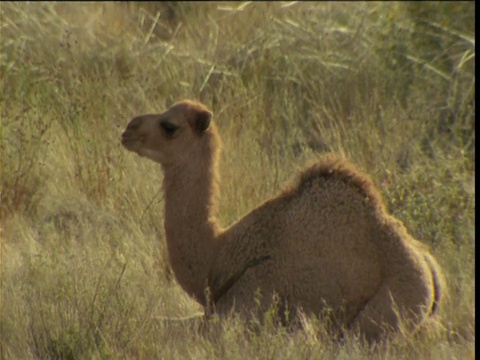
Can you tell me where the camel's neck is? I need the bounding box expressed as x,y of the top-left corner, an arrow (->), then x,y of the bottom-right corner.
162,143 -> 221,305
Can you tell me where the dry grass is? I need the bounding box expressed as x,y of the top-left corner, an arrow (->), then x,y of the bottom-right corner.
1,2 -> 474,359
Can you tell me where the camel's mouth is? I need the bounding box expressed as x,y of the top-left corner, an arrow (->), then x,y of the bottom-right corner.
121,134 -> 144,151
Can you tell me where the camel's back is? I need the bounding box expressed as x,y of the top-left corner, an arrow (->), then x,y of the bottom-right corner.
214,155 -> 441,330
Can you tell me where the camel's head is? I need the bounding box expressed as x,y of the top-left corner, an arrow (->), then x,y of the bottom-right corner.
121,100 -> 214,168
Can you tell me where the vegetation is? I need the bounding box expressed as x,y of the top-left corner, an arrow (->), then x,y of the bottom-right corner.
1,2 -> 474,359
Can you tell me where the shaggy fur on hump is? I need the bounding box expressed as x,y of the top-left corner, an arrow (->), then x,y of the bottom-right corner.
287,154 -> 386,214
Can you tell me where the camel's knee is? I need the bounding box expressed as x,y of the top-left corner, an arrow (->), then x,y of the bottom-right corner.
350,274 -> 434,343
350,286 -> 399,343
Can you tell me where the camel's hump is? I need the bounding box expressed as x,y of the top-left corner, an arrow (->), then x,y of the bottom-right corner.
293,153 -> 386,212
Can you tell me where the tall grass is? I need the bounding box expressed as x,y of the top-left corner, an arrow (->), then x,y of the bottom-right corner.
1,2 -> 474,359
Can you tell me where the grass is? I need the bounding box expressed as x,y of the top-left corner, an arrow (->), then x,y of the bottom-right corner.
0,2 -> 475,359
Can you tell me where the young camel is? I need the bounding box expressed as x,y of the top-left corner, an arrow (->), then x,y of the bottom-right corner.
121,100 -> 445,343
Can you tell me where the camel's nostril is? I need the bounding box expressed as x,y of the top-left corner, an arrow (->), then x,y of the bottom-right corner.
126,119 -> 141,131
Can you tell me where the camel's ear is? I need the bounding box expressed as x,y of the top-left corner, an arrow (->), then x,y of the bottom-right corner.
192,110 -> 212,133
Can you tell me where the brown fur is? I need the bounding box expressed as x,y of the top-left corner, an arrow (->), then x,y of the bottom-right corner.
121,100 -> 445,344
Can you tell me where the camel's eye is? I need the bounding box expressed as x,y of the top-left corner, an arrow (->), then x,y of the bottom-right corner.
160,121 -> 179,138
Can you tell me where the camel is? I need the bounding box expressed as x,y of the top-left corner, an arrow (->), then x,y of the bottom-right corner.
121,100 -> 445,343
